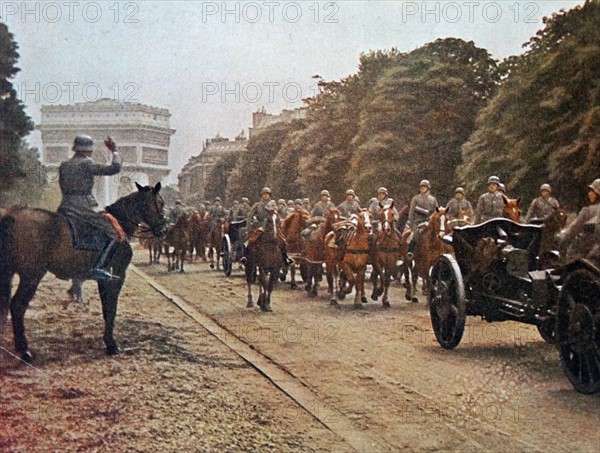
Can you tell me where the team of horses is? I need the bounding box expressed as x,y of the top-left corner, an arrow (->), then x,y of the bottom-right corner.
0,185 -> 570,363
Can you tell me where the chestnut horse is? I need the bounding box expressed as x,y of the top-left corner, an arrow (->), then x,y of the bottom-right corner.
412,207 -> 447,296
501,195 -> 522,222
339,210 -> 373,308
245,213 -> 284,312
371,203 -> 412,307
0,183 -> 167,362
280,208 -> 311,289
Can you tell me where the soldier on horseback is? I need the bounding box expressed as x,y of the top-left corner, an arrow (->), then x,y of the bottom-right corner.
169,200 -> 186,224
445,187 -> 474,221
208,197 -> 228,225
311,190 -> 335,217
57,135 -> 122,281
560,178 -> 600,262
525,183 -> 561,223
242,187 -> 293,265
475,176 -> 505,223
407,180 -> 439,253
338,189 -> 361,218
369,187 -> 399,231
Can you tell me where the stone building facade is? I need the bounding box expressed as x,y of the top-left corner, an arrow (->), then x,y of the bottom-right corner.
178,107 -> 305,205
38,98 -> 175,207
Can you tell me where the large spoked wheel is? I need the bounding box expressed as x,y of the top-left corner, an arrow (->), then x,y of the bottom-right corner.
556,268 -> 600,394
222,235 -> 233,277
429,255 -> 467,350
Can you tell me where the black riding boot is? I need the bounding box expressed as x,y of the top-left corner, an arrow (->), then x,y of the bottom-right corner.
89,239 -> 120,281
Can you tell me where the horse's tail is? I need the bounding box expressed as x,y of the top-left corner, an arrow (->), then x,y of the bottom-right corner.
0,214 -> 16,273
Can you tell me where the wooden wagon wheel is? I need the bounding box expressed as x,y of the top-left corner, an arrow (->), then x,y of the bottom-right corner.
428,254 -> 467,349
557,268 -> 600,394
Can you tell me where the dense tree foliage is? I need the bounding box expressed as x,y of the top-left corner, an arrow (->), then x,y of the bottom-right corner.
206,153 -> 240,203
458,1 -> 600,210
226,120 -> 303,202
0,23 -> 34,198
0,141 -> 46,206
202,3 -> 597,213
352,39 -> 498,204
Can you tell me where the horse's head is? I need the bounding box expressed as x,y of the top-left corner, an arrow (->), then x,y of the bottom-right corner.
356,209 -> 372,232
134,182 -> 168,237
326,207 -> 341,223
429,207 -> 447,237
458,209 -> 474,224
380,204 -> 395,234
502,195 -> 522,222
108,182 -> 167,237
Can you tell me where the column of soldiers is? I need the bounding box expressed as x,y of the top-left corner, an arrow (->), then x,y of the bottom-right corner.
166,174 -> 599,263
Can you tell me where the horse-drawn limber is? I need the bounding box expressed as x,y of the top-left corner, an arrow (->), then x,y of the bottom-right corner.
428,218 -> 600,394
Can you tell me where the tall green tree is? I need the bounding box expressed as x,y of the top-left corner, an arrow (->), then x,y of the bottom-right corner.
352,38 -> 498,204
458,1 -> 600,209
0,23 -> 34,198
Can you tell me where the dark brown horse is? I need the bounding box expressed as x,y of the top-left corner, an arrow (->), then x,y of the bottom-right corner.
371,203 -> 411,307
163,212 -> 192,273
532,208 -> 568,269
207,218 -> 227,271
280,208 -> 311,289
245,213 -> 284,312
188,210 -> 210,262
339,210 -> 373,308
0,182 -> 167,362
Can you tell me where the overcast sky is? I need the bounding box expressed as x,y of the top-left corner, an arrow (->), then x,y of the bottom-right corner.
3,0 -> 584,184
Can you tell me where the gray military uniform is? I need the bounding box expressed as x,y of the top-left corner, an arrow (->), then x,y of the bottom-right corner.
525,196 -> 560,223
209,205 -> 228,223
560,203 -> 600,261
248,201 -> 271,233
408,192 -> 439,229
338,199 -> 361,218
311,200 -> 334,217
58,153 -> 122,239
475,192 -> 504,224
169,206 -> 185,224
445,198 -> 474,220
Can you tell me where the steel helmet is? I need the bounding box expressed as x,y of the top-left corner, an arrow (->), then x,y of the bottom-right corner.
294,198 -> 303,205
498,183 -> 506,193
487,176 -> 501,185
377,187 -> 388,194
588,179 -> 600,196
261,187 -> 272,195
241,197 -> 249,203
455,187 -> 465,195
346,189 -> 355,196
73,134 -> 94,152
540,183 -> 551,193
214,197 -> 222,202
265,200 -> 277,211
278,198 -> 286,205
320,189 -> 330,197
419,179 -> 431,188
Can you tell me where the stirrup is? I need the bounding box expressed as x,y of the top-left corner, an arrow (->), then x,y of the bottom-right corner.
88,268 -> 120,281
240,256 -> 248,264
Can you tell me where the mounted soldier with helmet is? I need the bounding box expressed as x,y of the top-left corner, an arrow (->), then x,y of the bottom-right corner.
57,134 -> 123,281
407,180 -> 439,253
475,175 -> 505,224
